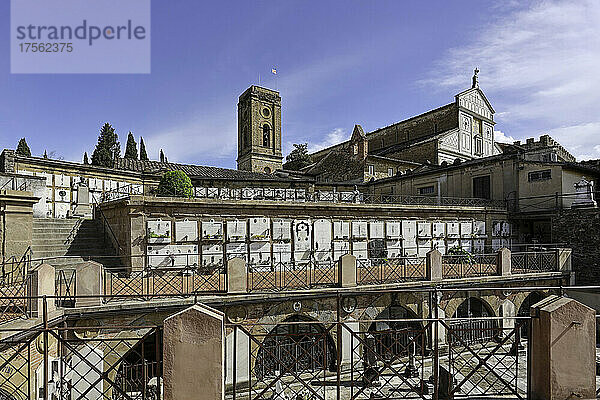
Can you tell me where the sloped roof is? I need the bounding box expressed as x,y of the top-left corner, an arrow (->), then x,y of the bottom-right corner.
114,158 -> 301,181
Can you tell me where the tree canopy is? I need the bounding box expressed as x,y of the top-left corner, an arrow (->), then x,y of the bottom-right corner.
124,132 -> 138,160
83,152 -> 89,164
91,123 -> 120,167
139,137 -> 149,161
283,143 -> 312,171
16,138 -> 31,157
156,170 -> 193,198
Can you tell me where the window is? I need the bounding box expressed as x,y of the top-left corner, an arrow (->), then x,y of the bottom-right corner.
367,165 -> 374,175
262,124 -> 271,147
388,168 -> 394,177
353,144 -> 358,155
418,186 -> 435,195
528,169 -> 552,182
473,175 -> 491,199
474,136 -> 483,155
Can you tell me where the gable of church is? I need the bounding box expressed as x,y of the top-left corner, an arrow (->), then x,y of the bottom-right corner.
457,89 -> 494,121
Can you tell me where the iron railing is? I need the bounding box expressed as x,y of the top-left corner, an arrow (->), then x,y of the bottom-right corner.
356,257 -> 426,284
103,266 -> 226,303
442,253 -> 499,278
511,251 -> 559,274
247,257 -> 337,292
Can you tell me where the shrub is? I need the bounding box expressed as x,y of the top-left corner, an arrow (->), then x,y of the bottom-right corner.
157,170 -> 193,198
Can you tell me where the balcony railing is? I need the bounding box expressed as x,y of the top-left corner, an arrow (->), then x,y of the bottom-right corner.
511,251 -> 559,274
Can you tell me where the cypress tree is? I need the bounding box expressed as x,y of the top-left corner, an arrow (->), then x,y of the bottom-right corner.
139,137 -> 149,161
43,150 -> 48,159
91,122 -> 120,168
16,138 -> 31,157
83,152 -> 89,164
124,132 -> 138,159
160,149 -> 165,163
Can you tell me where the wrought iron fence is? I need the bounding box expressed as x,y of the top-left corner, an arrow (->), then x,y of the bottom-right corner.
356,257 -> 426,285
55,269 -> 76,308
226,316 -> 529,400
442,253 -> 498,279
104,266 -> 226,303
247,257 -> 337,292
511,251 -> 558,274
362,193 -> 506,208
0,320 -> 163,400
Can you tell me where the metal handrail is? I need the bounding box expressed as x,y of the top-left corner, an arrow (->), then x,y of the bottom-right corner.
92,196 -> 123,256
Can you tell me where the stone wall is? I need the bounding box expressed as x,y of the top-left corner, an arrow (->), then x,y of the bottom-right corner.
0,189 -> 38,262
552,207 -> 600,284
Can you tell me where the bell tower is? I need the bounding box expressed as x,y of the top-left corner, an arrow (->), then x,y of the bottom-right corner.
237,86 -> 283,173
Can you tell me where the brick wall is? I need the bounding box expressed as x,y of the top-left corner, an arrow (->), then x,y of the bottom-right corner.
552,208 -> 600,284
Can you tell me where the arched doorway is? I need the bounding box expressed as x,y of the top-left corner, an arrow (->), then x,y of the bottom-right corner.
0,389 -> 17,400
114,329 -> 163,398
450,297 -> 497,344
255,315 -> 336,380
517,292 -> 544,338
368,305 -> 423,361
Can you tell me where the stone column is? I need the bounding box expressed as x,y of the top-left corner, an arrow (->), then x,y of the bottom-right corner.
338,254 -> 357,288
27,263 -> 55,317
163,304 -> 225,400
426,249 -> 442,282
530,295 -> 596,400
555,248 -> 574,284
497,248 -> 511,276
227,257 -> 247,293
74,261 -> 103,307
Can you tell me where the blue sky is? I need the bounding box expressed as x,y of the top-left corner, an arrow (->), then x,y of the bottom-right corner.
1,0 -> 599,166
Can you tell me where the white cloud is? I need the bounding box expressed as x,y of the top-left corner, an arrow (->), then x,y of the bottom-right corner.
494,130 -> 515,144
307,128 -> 348,153
424,0 -> 600,160
143,106 -> 237,165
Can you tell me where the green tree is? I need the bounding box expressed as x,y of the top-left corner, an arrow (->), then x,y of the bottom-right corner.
157,170 -> 193,198
283,143 -> 312,171
16,138 -> 31,157
139,137 -> 149,161
43,150 -> 48,159
83,152 -> 89,164
124,132 -> 138,159
91,123 -> 120,167
160,149 -> 165,163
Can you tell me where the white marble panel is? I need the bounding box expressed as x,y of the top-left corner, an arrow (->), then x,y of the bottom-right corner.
249,217 -> 270,241
202,219 -> 223,240
273,219 -> 292,241
333,220 -> 350,240
314,219 -> 332,260
227,219 -> 247,242
175,220 -> 198,242
386,240 -> 402,258
473,220 -> 486,237
226,242 -> 248,260
446,221 -> 460,238
492,221 -> 502,237
417,221 -> 432,238
54,203 -> 69,219
294,219 -> 312,261
273,242 -> 292,263
473,239 -> 485,253
417,239 -> 432,257
501,222 -> 511,237
352,221 -> 368,239
402,220 -> 417,242
446,239 -> 461,251
147,219 -> 172,244
492,239 -> 503,251
433,222 -> 446,238
369,221 -> 385,239
432,239 -> 446,254
352,241 -> 368,260
333,241 -> 350,260
194,187 -> 207,198
54,188 -> 70,203
249,242 -> 271,266
386,221 -> 401,239
202,244 -> 223,268
460,239 -> 473,252
460,221 -> 473,238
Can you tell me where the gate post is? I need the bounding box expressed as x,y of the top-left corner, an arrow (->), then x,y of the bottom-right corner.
27,263 -> 55,317
75,261 -> 103,307
338,254 -> 357,287
529,295 -> 595,400
426,249 -> 442,282
227,257 -> 247,293
163,304 -> 225,400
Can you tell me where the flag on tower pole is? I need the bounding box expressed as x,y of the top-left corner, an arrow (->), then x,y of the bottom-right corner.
271,68 -> 277,75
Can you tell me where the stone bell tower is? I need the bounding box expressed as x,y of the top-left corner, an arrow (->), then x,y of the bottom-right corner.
237,86 -> 283,174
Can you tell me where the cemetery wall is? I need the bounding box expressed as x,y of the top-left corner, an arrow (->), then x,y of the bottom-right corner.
99,195 -> 512,272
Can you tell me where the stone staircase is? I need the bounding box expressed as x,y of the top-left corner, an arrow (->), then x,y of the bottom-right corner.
32,218 -> 119,270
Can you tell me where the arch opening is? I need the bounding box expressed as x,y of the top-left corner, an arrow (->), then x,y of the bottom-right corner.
450,297 -> 497,344
367,305 -> 424,361
517,292 -> 544,338
262,124 -> 271,147
255,315 -> 336,380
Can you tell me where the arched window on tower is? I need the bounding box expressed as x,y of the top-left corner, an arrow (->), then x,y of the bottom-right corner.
262,124 -> 271,147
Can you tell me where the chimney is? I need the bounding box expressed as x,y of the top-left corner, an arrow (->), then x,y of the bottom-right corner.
526,138 -> 534,145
